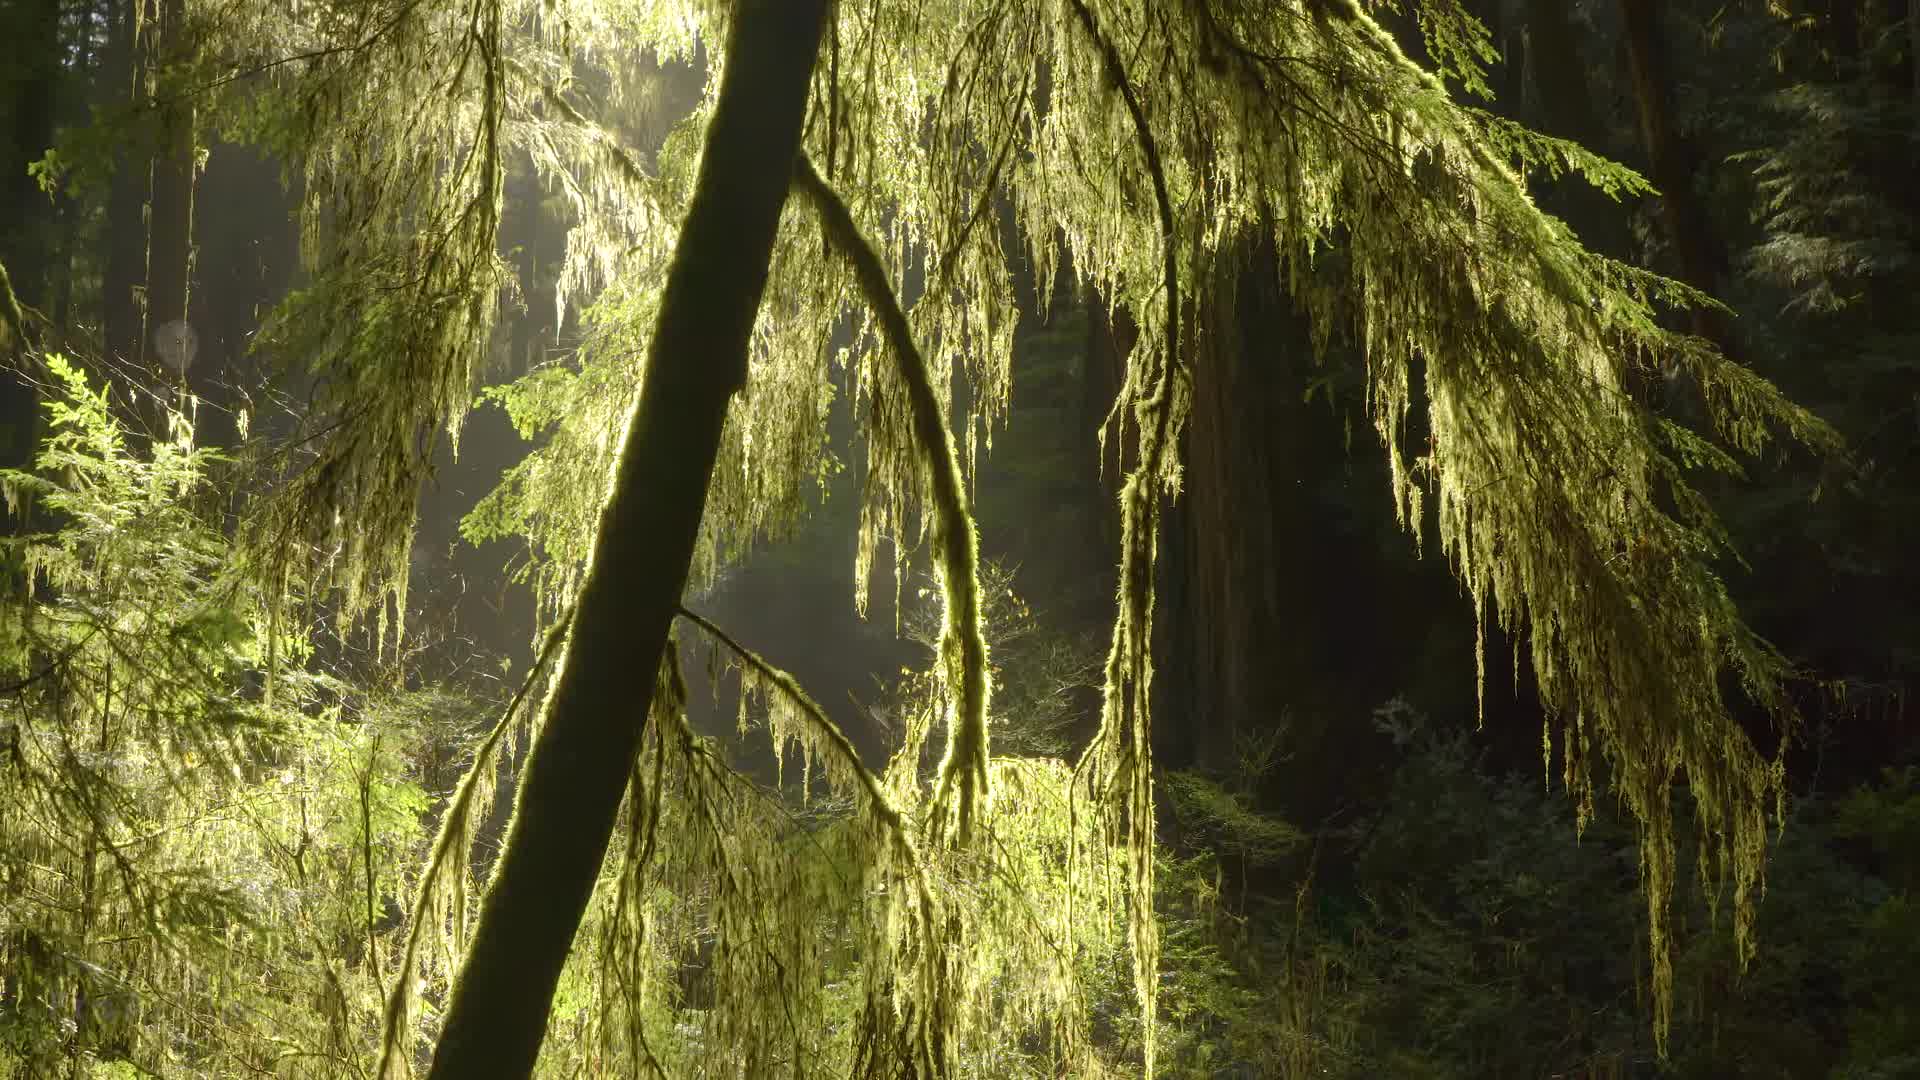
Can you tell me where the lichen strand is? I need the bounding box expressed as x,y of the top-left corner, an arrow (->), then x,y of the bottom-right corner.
1061,0 -> 1184,1071
1293,7 -> 1835,1049
375,611 -> 573,1080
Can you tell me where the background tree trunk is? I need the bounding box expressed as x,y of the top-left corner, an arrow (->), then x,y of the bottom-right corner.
0,0 -> 60,474
145,0 -> 194,379
1520,0 -> 1632,257
424,1 -> 827,1075
1620,0 -> 1735,355
0,0 -> 59,312
103,0 -> 148,366
1151,233 -> 1541,846
1155,238 -> 1325,777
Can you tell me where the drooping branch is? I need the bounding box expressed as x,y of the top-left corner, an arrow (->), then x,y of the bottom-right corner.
676,601 -> 956,1076
1180,1 -> 1836,1056
793,151 -> 992,848
1065,0 -> 1177,402
676,603 -> 916,843
0,259 -> 27,360
923,62 -> 1032,297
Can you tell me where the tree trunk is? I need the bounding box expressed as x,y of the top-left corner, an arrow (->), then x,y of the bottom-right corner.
0,0 -> 59,312
423,1 -> 827,1075
1,0 -> 60,475
1151,236 -> 1512,827
1619,0 -> 1734,355
1828,0 -> 1859,63
145,0 -> 194,380
1155,239 -> 1322,776
103,0 -> 148,366
1521,0 -> 1631,257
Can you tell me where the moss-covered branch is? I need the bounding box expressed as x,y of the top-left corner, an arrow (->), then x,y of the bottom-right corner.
677,603 -> 914,841
676,602 -> 957,1076
793,152 -> 992,848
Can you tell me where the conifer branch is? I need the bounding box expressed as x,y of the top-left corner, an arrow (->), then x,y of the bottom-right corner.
675,601 -> 953,1077
923,42 -> 1032,297
0,629 -> 101,697
1066,0 -> 1178,392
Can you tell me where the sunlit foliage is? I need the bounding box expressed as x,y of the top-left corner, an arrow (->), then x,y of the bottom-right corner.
0,359 -> 442,1075
6,0 -> 1846,1071
438,0 -> 1834,1063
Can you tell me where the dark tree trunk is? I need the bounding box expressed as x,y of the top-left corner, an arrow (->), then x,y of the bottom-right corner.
102,0 -> 148,366
1520,0 -> 1632,257
1151,236 -> 1518,831
1911,0 -> 1919,129
0,0 -> 59,312
98,0 -> 196,414
187,140 -> 297,447
1828,0 -> 1860,62
0,0 -> 60,474
1619,0 -> 1736,355
424,1 -> 827,1075
145,0 -> 193,374
1154,238 -> 1331,778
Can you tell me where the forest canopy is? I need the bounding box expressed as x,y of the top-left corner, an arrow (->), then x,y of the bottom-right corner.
5,0 -> 1898,1077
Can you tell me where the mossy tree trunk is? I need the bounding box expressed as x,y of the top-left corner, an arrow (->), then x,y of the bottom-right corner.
424,1 -> 828,1075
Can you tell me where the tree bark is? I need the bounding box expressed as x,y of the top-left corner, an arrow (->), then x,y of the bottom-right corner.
1520,0 -> 1631,258
1911,0 -> 1919,131
1828,0 -> 1859,63
1619,0 -> 1735,355
98,0 -> 194,374
1155,239 -> 1320,776
103,0 -> 148,366
145,0 -> 194,376
0,0 -> 59,478
0,0 -> 59,313
423,1 -> 827,1075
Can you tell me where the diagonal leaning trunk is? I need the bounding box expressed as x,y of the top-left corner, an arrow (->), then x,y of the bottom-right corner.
425,2 -> 828,1074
